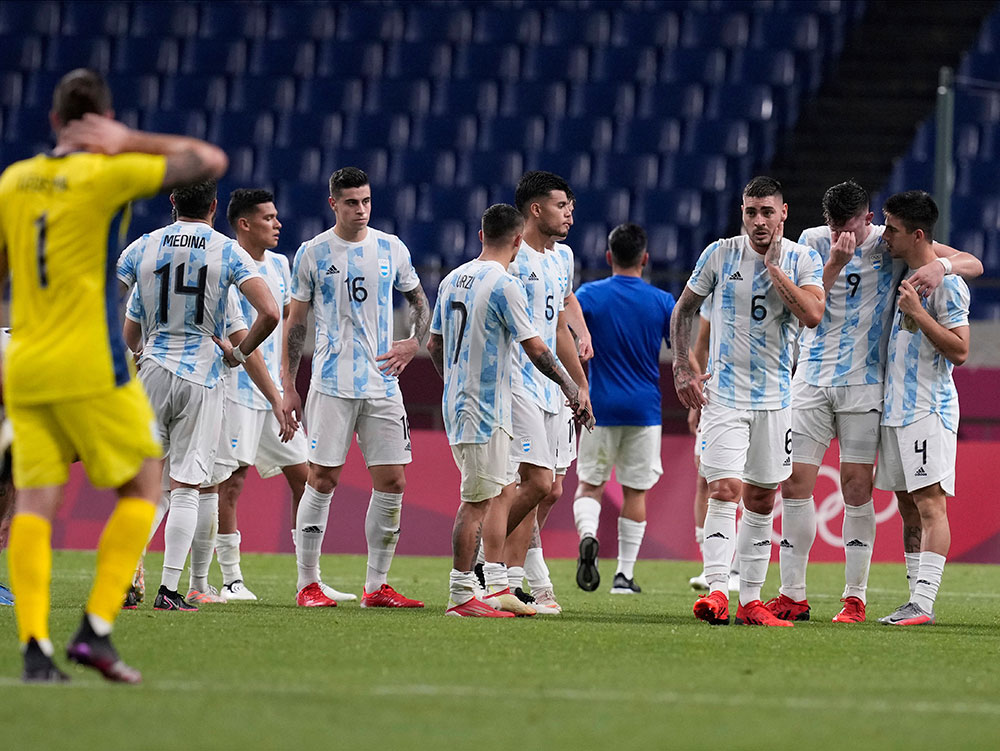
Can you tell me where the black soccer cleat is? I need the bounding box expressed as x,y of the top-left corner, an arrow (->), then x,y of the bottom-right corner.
22,638 -> 70,684
66,615 -> 142,684
609,572 -> 641,594
153,585 -> 198,612
122,587 -> 140,610
576,535 -> 600,591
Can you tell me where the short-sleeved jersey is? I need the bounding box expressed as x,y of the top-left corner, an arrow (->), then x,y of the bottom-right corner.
551,241 -> 575,300
290,226 -> 420,399
226,251 -> 291,410
117,221 -> 259,388
0,152 -> 166,405
577,275 -> 675,426
431,259 -> 539,445
687,235 -> 823,410
883,273 -> 969,432
507,242 -> 568,414
795,225 -> 908,387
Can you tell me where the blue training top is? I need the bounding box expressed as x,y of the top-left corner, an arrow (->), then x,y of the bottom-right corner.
576,275 -> 675,426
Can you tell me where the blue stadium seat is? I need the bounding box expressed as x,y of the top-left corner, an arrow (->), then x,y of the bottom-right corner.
661,47 -> 728,85
209,111 -> 275,148
228,147 -> 255,184
955,88 -> 1000,124
614,117 -> 683,154
316,40 -> 384,79
278,181 -> 334,227
130,2 -> 198,37
0,35 -> 43,70
956,160 -> 1000,198
546,116 -> 614,153
180,39 -> 248,77
636,84 -> 705,119
384,42 -> 453,80
113,38 -> 180,75
341,113 -> 410,151
268,3 -> 337,40
370,184 -> 419,223
525,152 -> 593,190
574,223 -> 613,269
417,185 -> 488,223
0,1 -> 60,35
365,79 -> 432,116
472,7 -> 542,44
541,8 -> 611,46
680,11 -> 751,49
948,229 -> 985,258
275,112 -> 342,149
22,71 -> 62,108
453,43 -> 521,82
960,50 -> 1000,81
248,39 -> 317,78
0,71 -> 23,108
411,114 -> 478,151
645,224 -> 682,265
103,74 -> 160,111
455,152 -> 524,189
60,1 -> 128,36
3,107 -> 48,144
324,148 -> 391,187
161,75 -> 228,113
633,188 -> 703,230
729,49 -> 796,86
609,9 -> 680,47
884,159 -> 934,196
954,123 -> 983,162
521,45 -> 589,83
478,115 -> 546,152
671,154 -> 729,193
499,81 -> 567,119
432,80 -> 499,117
568,82 -> 636,120
750,12 -> 821,51
390,150 -> 458,188
572,188 -> 630,226
336,4 -> 405,41
705,84 -> 775,123
950,196 -> 1000,233
45,37 -> 112,73
592,152 -> 659,191
143,111 -> 209,141
297,78 -> 365,115
229,76 -> 297,113
685,119 -> 751,157
590,46 -> 659,84
404,4 -> 474,43
198,2 -> 268,39
256,146 -> 323,185
983,230 -> 1000,276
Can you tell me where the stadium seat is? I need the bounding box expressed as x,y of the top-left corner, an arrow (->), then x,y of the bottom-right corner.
45,37 -> 112,74
0,1 -> 60,35
113,38 -> 180,75
161,75 -> 228,113
705,84 -> 775,123
248,39 -> 317,78
948,229 -> 986,258
572,188 -> 630,226
297,78 -> 365,115
954,123 -> 983,162
609,9 -> 680,47
525,152 -> 593,189
634,188 -> 703,229
750,12 -> 821,51
729,49 -> 797,87
478,115 -> 546,152
955,160 -> 1000,197
884,158 -> 934,196
268,3 -> 337,40
0,71 -> 23,109
390,150 -> 457,188
384,42 -> 453,80
574,223 -> 614,269
452,43 -> 521,82
456,152 -> 524,189
256,146 -> 323,185
955,88 -> 1000,124
959,50 -> 1000,81
277,181 -> 332,227
590,46 -> 659,85
592,152 -> 659,191
636,83 -> 705,120
472,7 -> 542,44
680,11 -> 750,49
499,81 -> 568,119
411,114 -> 478,151
180,39 -> 248,77
370,184 -> 419,223
0,35 -> 43,71
547,116 -> 615,156
661,48 -> 728,85
417,185 -> 488,223
324,148 -> 390,186
341,113 -> 410,151
336,4 -> 405,41
365,79 -> 432,116
130,2 -> 198,37
614,117 -> 683,154
60,1 -> 128,36
541,8 -> 611,45
229,76 -> 297,114
3,107 -> 48,144
228,147 -> 255,184
22,71 -> 63,108
951,196 -> 1000,233
198,1 -> 268,39
521,45 -> 590,84
645,224 -> 682,265
103,74 -> 160,111
432,80 -> 500,117
399,219 -> 468,267
671,154 -> 729,193
143,111 -> 209,141
567,82 -> 636,120
275,111 -> 342,149
404,4 -> 474,43
316,40 -> 384,79
685,119 -> 751,158
208,111 -> 275,149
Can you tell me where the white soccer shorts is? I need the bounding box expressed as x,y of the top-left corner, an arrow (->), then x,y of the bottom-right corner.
577,424 -> 663,491
509,391 -> 559,472
451,428 -> 516,503
699,401 -> 792,488
212,400 -> 308,484
791,381 -> 882,465
554,401 -> 577,475
875,414 -> 956,496
304,390 -> 412,468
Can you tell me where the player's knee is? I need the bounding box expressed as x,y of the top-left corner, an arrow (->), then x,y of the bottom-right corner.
708,478 -> 741,502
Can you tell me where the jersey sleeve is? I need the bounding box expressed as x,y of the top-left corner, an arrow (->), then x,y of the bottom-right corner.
687,241 -> 720,296
796,246 -> 825,289
116,238 -> 142,288
290,243 -> 313,302
497,278 -> 539,343
100,153 -> 167,207
278,254 -> 292,307
430,294 -> 443,336
225,286 -> 248,335
125,285 -> 143,323
935,277 -> 971,329
393,238 -> 421,293
230,244 -> 261,287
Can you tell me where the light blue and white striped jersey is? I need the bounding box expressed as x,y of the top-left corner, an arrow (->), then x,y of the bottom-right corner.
226,251 -> 292,410
117,221 -> 259,388
431,259 -> 539,445
795,224 -> 908,387
126,284 -> 247,339
551,241 -> 575,300
688,235 -> 823,410
882,272 -> 969,432
290,226 -> 420,399
507,241 -> 568,414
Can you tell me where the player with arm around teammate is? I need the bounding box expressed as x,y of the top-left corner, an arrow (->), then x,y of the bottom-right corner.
671,176 -> 825,627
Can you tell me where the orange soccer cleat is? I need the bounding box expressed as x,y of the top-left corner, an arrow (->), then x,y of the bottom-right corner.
764,593 -> 811,621
693,590 -> 730,625
832,596 -> 866,623
361,584 -> 425,608
735,599 -> 794,627
296,582 -> 338,607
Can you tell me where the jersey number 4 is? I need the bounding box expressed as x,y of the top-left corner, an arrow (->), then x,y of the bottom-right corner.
154,263 -> 208,324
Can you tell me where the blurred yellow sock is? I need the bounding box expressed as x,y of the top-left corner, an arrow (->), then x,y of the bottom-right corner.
8,513 -> 52,645
86,497 -> 155,625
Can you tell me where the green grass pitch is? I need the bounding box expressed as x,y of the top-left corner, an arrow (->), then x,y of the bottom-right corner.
2,551 -> 999,750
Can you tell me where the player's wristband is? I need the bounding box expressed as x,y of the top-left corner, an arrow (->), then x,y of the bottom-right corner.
232,345 -> 248,364
936,256 -> 953,274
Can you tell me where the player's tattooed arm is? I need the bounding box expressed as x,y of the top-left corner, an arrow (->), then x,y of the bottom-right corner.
377,285 -> 430,377
521,336 -> 594,429
670,286 -> 709,409
282,299 -> 310,425
764,222 -> 824,328
427,333 -> 445,378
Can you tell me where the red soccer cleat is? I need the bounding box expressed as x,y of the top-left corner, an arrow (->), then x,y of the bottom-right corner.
361,584 -> 425,608
832,596 -> 866,623
445,597 -> 516,617
296,582 -> 338,607
735,599 -> 794,626
764,593 -> 811,621
693,590 -> 730,625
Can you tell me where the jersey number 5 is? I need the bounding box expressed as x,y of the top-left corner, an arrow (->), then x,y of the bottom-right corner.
154,263 -> 208,325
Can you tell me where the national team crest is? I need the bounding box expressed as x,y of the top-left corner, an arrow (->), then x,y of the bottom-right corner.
871,253 -> 883,270
521,438 -> 531,453
311,438 -> 318,450
231,437 -> 238,449
378,258 -> 390,277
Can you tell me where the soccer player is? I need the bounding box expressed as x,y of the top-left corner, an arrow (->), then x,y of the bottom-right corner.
429,204 -> 587,616
283,167 -> 429,608
0,409 -> 12,606
118,179 -> 282,612
873,191 -> 969,626
0,68 -> 226,682
768,181 -> 983,623
195,189 -> 310,603
571,223 -> 675,594
671,176 -> 825,627
499,171 -> 593,615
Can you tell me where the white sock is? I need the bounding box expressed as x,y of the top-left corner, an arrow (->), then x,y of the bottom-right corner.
189,492 -> 218,592
905,552 -> 921,597
842,500 -> 875,602
737,509 -> 774,606
508,565 -> 525,591
365,490 -> 402,592
524,547 -> 552,590
449,569 -> 476,606
296,484 -> 333,591
616,517 -> 646,580
912,551 -> 946,612
573,495 -> 601,539
216,531 -> 243,584
703,499 -> 737,594
148,490 -> 170,545
475,540 -> 485,566
482,561 -> 509,592
777,496 -> 815,601
695,525 -> 705,546
86,613 -> 112,637
161,487 -> 199,592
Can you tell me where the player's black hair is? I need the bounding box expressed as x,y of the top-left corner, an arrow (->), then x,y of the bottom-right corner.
329,166 -> 369,198
482,203 -> 524,243
822,180 -> 870,225
52,68 -> 111,124
608,222 -> 647,267
743,176 -> 783,200
514,170 -> 572,214
227,188 -> 276,229
883,190 -> 938,241
171,179 -> 218,219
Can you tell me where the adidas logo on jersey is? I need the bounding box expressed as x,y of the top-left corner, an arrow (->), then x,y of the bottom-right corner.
326,264 -> 340,275
845,539 -> 867,548
527,272 -> 540,281
729,271 -> 743,280
914,466 -> 927,477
